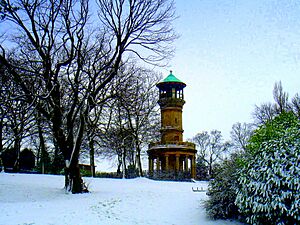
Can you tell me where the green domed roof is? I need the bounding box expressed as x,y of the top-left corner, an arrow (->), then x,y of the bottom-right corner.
162,71 -> 183,83
157,71 -> 186,89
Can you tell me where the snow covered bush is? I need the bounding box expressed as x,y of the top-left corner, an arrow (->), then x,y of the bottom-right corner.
196,157 -> 209,180
235,112 -> 300,225
205,153 -> 244,220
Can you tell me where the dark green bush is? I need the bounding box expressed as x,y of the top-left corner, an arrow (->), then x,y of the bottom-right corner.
126,164 -> 138,179
95,171 -> 122,179
236,112 -> 300,225
196,157 -> 208,180
205,153 -> 244,220
80,169 -> 92,177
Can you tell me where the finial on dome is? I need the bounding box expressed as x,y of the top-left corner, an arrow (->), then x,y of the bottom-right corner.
170,70 -> 173,74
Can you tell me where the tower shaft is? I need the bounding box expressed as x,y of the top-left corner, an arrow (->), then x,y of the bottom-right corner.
159,100 -> 184,143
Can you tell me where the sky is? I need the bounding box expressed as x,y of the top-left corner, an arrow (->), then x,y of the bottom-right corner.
2,0 -> 300,171
157,0 -> 300,140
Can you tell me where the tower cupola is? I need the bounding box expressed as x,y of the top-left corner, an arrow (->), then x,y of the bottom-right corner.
156,70 -> 186,101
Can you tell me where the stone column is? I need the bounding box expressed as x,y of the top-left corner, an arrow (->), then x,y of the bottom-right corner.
148,157 -> 153,176
179,157 -> 183,171
191,155 -> 196,179
156,157 -> 160,172
185,155 -> 189,172
165,155 -> 169,171
175,154 -> 180,174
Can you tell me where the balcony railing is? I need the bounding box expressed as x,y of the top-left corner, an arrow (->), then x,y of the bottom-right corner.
149,141 -> 196,149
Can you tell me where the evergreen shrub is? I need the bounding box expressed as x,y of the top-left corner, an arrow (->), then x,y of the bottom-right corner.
205,153 -> 244,220
236,112 -> 300,224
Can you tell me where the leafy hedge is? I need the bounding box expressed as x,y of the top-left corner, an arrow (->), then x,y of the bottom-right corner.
236,112 -> 300,224
205,112 -> 300,225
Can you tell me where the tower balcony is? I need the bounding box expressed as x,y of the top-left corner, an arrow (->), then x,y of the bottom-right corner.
148,141 -> 196,151
158,98 -> 185,108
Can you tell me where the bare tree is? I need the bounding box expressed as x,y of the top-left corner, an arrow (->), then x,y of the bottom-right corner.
84,93 -> 113,177
0,63 -> 8,155
0,0 -> 177,193
116,66 -> 160,177
291,94 -> 300,119
252,81 -> 290,126
4,99 -> 34,171
88,65 -> 160,178
0,63 -> 35,171
99,101 -> 134,178
97,0 -> 177,65
192,130 -> 230,179
230,122 -> 253,152
34,111 -> 50,174
252,102 -> 277,126
273,81 -> 289,114
0,107 -> 3,155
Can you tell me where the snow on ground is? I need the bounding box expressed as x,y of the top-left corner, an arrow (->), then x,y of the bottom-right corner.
0,173 -> 243,225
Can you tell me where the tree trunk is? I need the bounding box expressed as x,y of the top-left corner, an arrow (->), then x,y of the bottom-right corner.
13,134 -> 21,172
52,138 -> 62,174
64,111 -> 87,193
89,138 -> 95,177
136,141 -> 143,177
50,99 -> 85,193
65,159 -> 85,194
117,155 -> 122,175
122,147 -> 127,179
0,115 -> 3,154
209,156 -> 213,179
37,114 -> 46,174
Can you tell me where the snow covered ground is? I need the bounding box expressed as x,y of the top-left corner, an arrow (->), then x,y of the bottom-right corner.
0,173 -> 243,225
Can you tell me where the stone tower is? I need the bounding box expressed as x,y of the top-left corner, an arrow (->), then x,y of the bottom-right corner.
147,71 -> 197,179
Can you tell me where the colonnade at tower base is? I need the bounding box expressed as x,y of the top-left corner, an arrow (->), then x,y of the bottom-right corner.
147,141 -> 197,180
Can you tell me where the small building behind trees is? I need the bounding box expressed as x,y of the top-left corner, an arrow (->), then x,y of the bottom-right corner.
147,71 -> 197,180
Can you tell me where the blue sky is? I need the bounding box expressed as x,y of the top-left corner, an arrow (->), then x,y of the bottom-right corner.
157,0 -> 300,140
